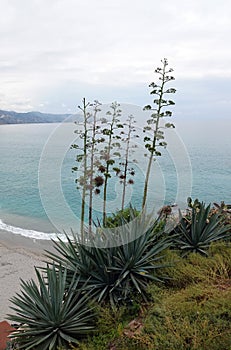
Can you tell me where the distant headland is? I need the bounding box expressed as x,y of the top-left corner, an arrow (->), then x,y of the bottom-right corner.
0,109 -> 78,125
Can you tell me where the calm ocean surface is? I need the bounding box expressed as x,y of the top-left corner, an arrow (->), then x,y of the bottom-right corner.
0,118 -> 230,239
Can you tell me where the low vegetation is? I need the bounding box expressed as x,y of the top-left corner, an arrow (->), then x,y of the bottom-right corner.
67,242 -> 231,350
7,200 -> 231,349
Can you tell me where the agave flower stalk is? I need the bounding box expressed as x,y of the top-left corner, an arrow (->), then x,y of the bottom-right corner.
72,99 -> 105,237
72,98 -> 91,239
100,102 -> 124,226
142,59 -> 176,208
116,115 -> 139,211
87,100 -> 103,231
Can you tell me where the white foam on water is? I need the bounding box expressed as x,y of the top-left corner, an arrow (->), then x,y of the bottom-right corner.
0,218 -> 66,241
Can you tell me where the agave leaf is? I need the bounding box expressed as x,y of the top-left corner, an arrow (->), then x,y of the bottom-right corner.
8,265 -> 95,350
42,212 -> 171,307
130,273 -> 142,293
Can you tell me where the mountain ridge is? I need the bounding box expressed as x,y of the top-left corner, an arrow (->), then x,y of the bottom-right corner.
0,109 -> 77,125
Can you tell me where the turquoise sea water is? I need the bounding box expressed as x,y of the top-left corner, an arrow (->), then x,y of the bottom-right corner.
0,118 -> 230,239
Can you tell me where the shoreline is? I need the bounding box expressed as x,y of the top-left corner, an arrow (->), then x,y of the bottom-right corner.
0,229 -> 54,321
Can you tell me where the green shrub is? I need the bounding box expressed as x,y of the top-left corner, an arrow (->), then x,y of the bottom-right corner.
104,207 -> 140,228
207,241 -> 231,279
156,242 -> 231,289
156,250 -> 210,289
71,304 -> 141,350
145,281 -> 231,349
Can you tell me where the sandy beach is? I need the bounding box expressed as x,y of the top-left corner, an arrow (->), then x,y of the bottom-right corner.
0,230 -> 54,321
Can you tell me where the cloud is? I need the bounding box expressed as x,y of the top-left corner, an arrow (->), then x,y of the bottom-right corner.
0,0 -> 231,113
175,76 -> 231,120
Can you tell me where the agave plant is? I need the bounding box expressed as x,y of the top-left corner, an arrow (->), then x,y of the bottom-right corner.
8,265 -> 95,350
175,201 -> 231,256
46,215 -> 171,308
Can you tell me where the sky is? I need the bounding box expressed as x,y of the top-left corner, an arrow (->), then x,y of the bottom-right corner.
1,0 -> 231,120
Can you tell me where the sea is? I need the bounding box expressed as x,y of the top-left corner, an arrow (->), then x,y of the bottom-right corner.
0,116 -> 230,240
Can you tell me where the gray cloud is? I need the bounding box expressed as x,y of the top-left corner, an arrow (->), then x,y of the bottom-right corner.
0,0 -> 231,113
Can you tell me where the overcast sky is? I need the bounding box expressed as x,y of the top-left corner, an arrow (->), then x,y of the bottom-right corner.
1,0 -> 231,119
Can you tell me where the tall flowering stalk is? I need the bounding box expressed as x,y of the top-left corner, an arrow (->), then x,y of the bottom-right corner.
72,98 -> 91,239
72,99 -> 104,237
87,101 -> 104,232
99,102 -> 124,226
142,59 -> 176,209
116,115 -> 139,211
